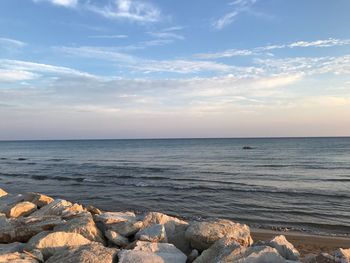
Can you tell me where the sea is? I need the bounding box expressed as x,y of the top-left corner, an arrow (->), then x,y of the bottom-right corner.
0,137 -> 349,236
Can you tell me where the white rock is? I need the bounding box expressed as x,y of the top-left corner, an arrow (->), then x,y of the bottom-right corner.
135,224 -> 167,243
118,241 -> 187,263
237,246 -> 286,263
94,211 -> 137,225
105,230 -> 129,247
185,219 -> 253,251
25,231 -> 91,259
268,235 -> 300,260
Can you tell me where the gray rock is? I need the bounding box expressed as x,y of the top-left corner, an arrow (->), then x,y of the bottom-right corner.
23,193 -> 54,208
105,230 -> 129,247
188,249 -> 199,262
109,220 -> 143,237
268,235 -> 300,260
45,242 -> 118,263
185,219 -> 253,251
135,224 -> 167,243
0,242 -> 25,254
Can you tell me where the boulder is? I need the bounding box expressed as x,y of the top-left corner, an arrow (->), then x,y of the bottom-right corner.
85,205 -> 102,215
118,241 -> 187,263
94,211 -> 137,225
45,242 -> 118,263
135,224 -> 167,243
0,252 -> 40,263
0,242 -> 25,254
6,202 -> 37,218
0,215 -> 64,243
315,253 -> 340,263
193,237 -> 241,263
236,246 -> 287,263
0,188 -> 8,198
53,212 -> 105,244
335,248 -> 350,263
105,230 -> 129,247
0,194 -> 25,213
185,219 -> 253,251
25,231 -> 91,259
267,235 -> 300,260
31,199 -> 84,218
188,249 -> 199,263
142,212 -> 190,253
109,220 -> 143,237
24,193 -> 54,208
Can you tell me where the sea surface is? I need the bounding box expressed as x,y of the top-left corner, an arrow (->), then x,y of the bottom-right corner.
0,138 -> 349,235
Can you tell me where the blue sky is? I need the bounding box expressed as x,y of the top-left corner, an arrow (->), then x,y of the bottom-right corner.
0,0 -> 350,139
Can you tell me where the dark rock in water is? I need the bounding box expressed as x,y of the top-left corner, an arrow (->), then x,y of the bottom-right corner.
18,158 -> 27,161
242,146 -> 254,150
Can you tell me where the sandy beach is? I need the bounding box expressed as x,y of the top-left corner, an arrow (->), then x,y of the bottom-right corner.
252,228 -> 350,257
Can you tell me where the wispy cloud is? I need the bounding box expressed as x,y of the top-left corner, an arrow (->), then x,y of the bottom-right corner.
88,34 -> 128,39
213,0 -> 258,30
196,38 -> 350,59
86,0 -> 161,23
0,37 -> 27,49
33,0 -> 78,8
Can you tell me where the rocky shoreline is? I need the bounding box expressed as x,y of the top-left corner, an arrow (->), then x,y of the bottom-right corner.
0,188 -> 349,263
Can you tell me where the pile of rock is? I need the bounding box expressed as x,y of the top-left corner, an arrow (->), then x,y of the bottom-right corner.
0,188 -> 349,263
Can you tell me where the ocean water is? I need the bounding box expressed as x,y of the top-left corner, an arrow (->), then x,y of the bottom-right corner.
0,138 -> 349,235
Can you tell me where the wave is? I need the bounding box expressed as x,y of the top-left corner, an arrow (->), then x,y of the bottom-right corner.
255,164 -> 350,170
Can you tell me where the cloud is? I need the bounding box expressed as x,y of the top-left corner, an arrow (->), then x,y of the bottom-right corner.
0,37 -> 27,50
86,0 -> 161,23
33,0 -> 78,8
0,69 -> 38,82
196,38 -> 350,59
88,34 -> 128,39
213,0 -> 257,30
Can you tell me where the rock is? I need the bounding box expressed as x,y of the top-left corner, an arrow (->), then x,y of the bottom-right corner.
315,253 -> 340,263
53,212 -> 105,244
105,230 -> 129,247
242,146 -> 254,150
24,193 -> 54,208
335,248 -> 350,263
0,188 -> 8,198
30,199 -> 84,218
45,243 -> 118,263
0,252 -> 40,263
268,235 -> 300,260
118,241 -> 187,263
0,215 -> 65,243
94,211 -> 137,225
86,205 -> 102,215
185,219 -> 253,251
0,194 -> 25,213
25,231 -> 91,259
193,237 -> 241,263
109,220 -> 143,237
237,246 -> 286,263
303,253 -> 317,263
187,249 -> 199,262
0,242 -> 25,254
142,212 -> 190,253
23,249 -> 44,262
135,224 -> 167,243
6,202 -> 37,218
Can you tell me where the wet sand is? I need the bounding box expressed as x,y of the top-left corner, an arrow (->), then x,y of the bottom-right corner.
252,228 -> 350,257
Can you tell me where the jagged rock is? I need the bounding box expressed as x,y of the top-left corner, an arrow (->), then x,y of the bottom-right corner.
335,248 -> 350,263
237,246 -> 286,263
94,211 -> 137,225
0,242 -> 25,254
142,212 -> 190,253
135,224 -> 167,243
0,188 -> 8,198
109,220 -> 143,237
315,253 -> 340,263
0,252 -> 40,263
45,242 -> 118,263
6,202 -> 37,218
268,235 -> 300,260
193,237 -> 241,263
53,212 -> 105,244
0,215 -> 65,243
25,231 -> 91,259
188,249 -> 199,262
24,193 -> 54,208
185,219 -> 253,251
31,199 -> 84,218
0,194 -> 25,213
24,249 -> 44,262
86,205 -> 102,215
105,230 -> 129,247
118,241 -> 187,263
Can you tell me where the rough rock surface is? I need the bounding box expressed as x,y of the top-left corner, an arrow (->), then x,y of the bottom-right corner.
45,242 -> 118,263
185,219 -> 253,251
25,231 -> 91,258
268,235 -> 300,260
31,199 -> 83,217
0,252 -> 40,263
0,215 -> 65,243
105,230 -> 129,247
109,221 -> 143,237
6,202 -> 37,218
135,223 -> 167,243
53,212 -> 105,244
0,189 -> 8,198
24,193 -> 54,208
118,241 -> 187,263
0,242 -> 25,254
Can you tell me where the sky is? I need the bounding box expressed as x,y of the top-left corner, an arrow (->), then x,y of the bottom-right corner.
0,0 -> 350,140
